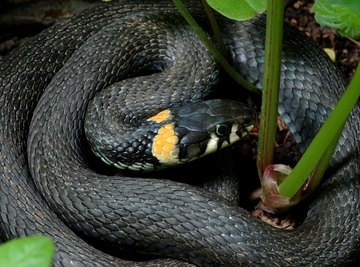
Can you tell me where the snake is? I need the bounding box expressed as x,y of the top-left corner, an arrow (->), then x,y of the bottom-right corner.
0,0 -> 360,266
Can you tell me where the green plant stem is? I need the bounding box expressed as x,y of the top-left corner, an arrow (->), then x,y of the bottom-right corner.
256,0 -> 284,177
200,0 -> 228,59
279,64 -> 360,197
302,123 -> 343,198
172,0 -> 259,94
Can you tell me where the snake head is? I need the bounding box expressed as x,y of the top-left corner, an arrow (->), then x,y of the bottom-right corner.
150,99 -> 257,166
87,98 -> 256,172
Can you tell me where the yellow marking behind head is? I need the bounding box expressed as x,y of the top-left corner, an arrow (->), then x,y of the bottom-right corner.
152,123 -> 180,165
147,109 -> 172,123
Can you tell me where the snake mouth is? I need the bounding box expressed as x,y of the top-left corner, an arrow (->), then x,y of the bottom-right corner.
237,124 -> 255,138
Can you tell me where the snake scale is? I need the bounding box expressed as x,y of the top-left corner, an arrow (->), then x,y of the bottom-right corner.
1,0 -> 360,266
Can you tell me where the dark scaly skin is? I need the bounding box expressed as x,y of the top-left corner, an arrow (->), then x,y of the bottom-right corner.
0,2 -> 195,266
1,0 -> 360,266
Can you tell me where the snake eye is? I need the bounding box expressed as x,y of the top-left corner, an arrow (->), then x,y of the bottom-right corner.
215,123 -> 231,137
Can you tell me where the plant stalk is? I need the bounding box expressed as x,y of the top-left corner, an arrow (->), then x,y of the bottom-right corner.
200,0 -> 228,60
279,64 -> 360,197
172,0 -> 259,94
256,0 -> 284,177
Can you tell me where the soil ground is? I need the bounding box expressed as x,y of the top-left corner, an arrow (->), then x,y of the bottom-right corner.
285,0 -> 359,81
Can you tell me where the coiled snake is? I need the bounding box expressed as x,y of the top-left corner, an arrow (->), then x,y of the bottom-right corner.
0,0 -> 359,266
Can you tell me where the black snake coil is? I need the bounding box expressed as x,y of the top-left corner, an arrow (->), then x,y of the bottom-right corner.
0,0 -> 359,266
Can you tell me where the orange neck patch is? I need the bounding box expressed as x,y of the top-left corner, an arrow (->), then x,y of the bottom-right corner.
152,123 -> 180,165
147,109 -> 172,123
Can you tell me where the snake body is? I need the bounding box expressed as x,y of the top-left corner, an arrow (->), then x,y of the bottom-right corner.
1,0 -> 360,266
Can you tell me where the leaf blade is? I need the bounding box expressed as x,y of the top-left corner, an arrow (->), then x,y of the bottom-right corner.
314,0 -> 360,38
0,236 -> 54,267
206,0 -> 266,20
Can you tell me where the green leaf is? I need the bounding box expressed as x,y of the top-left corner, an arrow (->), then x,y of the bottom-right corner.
313,0 -> 360,38
206,0 -> 267,20
0,236 -> 54,267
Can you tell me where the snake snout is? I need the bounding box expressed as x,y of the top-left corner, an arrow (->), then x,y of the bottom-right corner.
172,99 -> 257,160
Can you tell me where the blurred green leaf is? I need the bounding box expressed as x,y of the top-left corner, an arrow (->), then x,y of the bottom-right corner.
0,236 -> 54,267
206,0 -> 267,20
314,0 -> 360,38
